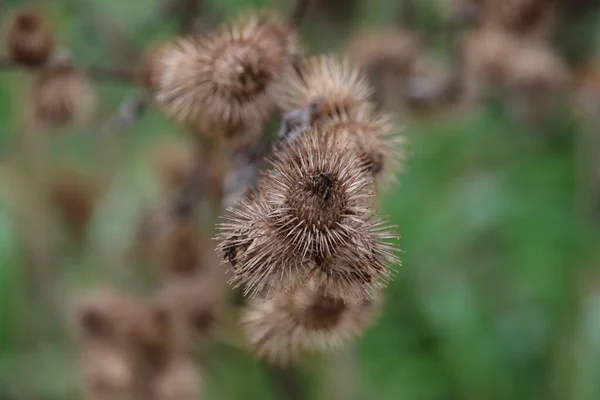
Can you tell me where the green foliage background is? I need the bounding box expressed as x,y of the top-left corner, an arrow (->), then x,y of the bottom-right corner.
2,0 -> 600,399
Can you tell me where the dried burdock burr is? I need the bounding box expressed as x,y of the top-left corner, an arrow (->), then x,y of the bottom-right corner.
156,216 -> 206,277
148,13 -> 299,146
150,357 -> 203,400
152,143 -> 196,194
7,8 -> 54,67
484,0 -> 555,38
32,58 -> 96,128
156,279 -> 223,353
275,54 -> 372,126
80,344 -> 136,400
218,130 -> 398,299
241,279 -> 381,366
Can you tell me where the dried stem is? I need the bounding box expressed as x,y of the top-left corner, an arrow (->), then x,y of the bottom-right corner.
269,364 -> 306,400
289,0 -> 311,29
0,58 -> 137,84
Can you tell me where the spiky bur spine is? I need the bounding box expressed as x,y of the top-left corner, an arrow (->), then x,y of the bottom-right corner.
275,55 -> 404,186
148,13 -> 299,148
32,63 -> 96,128
217,130 -> 398,300
241,279 -> 381,366
7,9 -> 54,67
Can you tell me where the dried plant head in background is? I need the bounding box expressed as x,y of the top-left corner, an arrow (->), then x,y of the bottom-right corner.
218,130 -> 398,299
149,13 -> 299,146
241,279 -> 381,366
152,142 -> 195,194
150,357 -> 203,400
50,167 -> 104,240
275,55 -> 372,126
347,30 -> 418,79
32,60 -> 97,128
156,216 -> 206,278
80,343 -> 136,400
156,279 -> 223,353
7,8 -> 54,67
484,0 -> 555,38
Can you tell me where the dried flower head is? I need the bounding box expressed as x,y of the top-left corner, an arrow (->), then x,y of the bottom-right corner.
218,130 -> 398,299
7,8 -> 54,67
241,279 -> 381,365
80,344 -> 136,400
321,105 -> 405,186
32,62 -> 96,128
275,55 -> 372,126
506,43 -> 570,92
347,30 -> 418,77
149,13 -> 299,142
157,279 -> 223,352
484,0 -> 555,38
151,357 -> 203,400
156,216 -> 205,277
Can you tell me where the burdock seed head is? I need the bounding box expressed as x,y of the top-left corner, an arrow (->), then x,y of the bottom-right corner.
8,8 -> 54,67
217,129 -> 399,299
149,13 -> 299,144
32,61 -> 96,128
321,104 -> 405,186
241,279 -> 381,366
275,54 -> 372,126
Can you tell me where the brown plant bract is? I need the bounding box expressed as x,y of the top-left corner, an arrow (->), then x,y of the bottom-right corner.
8,9 -> 54,67
149,13 -> 299,145
218,130 -> 398,299
241,279 -> 381,366
150,357 -> 203,400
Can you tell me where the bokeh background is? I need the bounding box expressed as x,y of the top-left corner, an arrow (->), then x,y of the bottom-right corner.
2,0 -> 600,399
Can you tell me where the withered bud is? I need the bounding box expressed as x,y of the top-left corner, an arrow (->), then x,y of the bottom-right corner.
152,142 -> 196,193
275,55 -> 372,126
32,62 -> 96,128
241,279 -> 381,366
149,13 -> 299,146
218,130 -> 399,299
157,216 -> 205,278
484,0 -> 555,38
7,8 -> 54,67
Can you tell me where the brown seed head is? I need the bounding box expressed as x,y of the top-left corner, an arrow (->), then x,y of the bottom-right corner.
152,143 -> 196,194
149,13 -> 299,144
241,279 -> 381,366
484,0 -> 555,38
505,43 -> 570,93
275,55 -> 372,126
80,344 -> 136,400
151,357 -> 203,400
156,216 -> 205,278
32,63 -> 96,128
8,8 -> 54,67
218,130 -> 399,299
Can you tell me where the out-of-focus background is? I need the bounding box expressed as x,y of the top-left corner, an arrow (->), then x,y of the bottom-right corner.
2,0 -> 600,399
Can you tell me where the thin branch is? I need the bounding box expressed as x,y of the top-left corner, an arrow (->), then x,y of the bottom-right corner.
289,0 -> 311,29
268,364 -> 306,400
0,58 -> 137,84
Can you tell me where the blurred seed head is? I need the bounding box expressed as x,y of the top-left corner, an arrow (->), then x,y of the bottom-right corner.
157,216 -> 205,278
149,13 -> 299,145
32,63 -> 97,128
218,130 -> 398,299
347,30 -> 418,78
241,279 -> 381,366
152,142 -> 196,194
7,8 -> 54,67
80,344 -> 136,400
484,0 -> 555,38
275,55 -> 372,126
505,43 -> 570,93
150,357 -> 203,400
156,279 -> 223,353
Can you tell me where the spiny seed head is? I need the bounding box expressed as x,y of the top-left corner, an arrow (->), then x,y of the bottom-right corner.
320,104 -> 405,186
217,130 -> 399,299
152,142 -> 195,193
32,64 -> 96,128
80,344 -> 135,400
275,55 -> 372,126
241,280 -> 381,366
157,217 -> 205,278
149,13 -> 299,145
8,8 -> 54,67
484,0 -> 555,37
506,43 -> 570,92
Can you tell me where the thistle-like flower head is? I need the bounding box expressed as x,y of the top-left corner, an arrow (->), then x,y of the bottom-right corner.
8,8 -> 54,67
149,13 -> 299,145
241,280 -> 381,366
